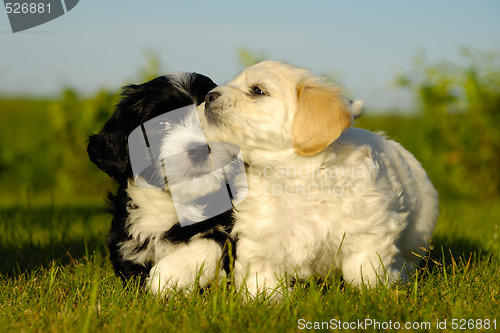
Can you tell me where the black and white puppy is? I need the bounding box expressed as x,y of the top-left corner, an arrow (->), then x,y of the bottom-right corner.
87,73 -> 237,295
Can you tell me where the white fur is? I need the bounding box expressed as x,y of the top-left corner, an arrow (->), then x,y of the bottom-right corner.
148,237 -> 225,296
350,99 -> 364,118
201,61 -> 439,298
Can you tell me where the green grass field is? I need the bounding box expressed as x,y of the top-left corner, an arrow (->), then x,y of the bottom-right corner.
0,199 -> 498,332
0,97 -> 498,332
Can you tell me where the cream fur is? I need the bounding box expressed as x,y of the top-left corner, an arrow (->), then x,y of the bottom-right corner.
202,61 -> 439,299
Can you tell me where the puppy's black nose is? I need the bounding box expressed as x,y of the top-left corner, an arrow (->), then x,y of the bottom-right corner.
186,143 -> 211,164
205,91 -> 221,105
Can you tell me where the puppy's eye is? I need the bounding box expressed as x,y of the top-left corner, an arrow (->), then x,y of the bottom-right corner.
250,85 -> 267,96
151,120 -> 171,131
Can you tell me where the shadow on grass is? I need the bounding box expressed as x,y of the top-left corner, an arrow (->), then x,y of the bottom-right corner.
424,234 -> 494,272
0,240 -> 108,277
0,206 -> 110,277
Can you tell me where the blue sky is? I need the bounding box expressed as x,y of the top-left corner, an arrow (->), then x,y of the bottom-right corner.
1,0 -> 499,111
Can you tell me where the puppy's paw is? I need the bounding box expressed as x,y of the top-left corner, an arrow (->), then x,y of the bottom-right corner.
235,262 -> 287,302
146,262 -> 196,297
146,239 -> 224,297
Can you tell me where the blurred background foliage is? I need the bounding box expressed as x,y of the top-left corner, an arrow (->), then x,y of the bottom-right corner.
0,48 -> 498,206
394,48 -> 500,199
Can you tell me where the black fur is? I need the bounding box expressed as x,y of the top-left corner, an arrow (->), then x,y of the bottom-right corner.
87,73 -> 236,283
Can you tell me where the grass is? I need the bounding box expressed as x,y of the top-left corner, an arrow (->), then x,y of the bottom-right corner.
0,198 -> 498,332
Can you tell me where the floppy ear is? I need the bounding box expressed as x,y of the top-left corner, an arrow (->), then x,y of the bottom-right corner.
86,80 -> 158,182
87,128 -> 130,182
291,80 -> 352,156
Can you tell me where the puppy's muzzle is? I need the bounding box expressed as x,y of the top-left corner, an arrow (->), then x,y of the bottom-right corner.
186,142 -> 211,164
204,91 -> 222,124
205,91 -> 221,105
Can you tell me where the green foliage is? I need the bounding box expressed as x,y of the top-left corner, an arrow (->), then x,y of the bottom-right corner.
396,49 -> 500,199
0,93 -> 118,204
237,47 -> 269,68
47,88 -> 120,194
0,99 -> 55,195
136,48 -> 166,82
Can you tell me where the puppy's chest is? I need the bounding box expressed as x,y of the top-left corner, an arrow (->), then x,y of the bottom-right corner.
126,186 -> 180,241
238,172 -> 336,229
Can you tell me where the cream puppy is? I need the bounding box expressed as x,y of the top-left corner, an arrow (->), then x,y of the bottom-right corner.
201,61 -> 438,298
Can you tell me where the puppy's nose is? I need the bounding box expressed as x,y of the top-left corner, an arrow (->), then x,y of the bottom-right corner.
186,143 -> 211,164
205,91 -> 221,105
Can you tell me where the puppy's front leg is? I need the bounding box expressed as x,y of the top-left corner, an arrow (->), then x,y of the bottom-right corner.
234,241 -> 288,301
147,238 -> 224,296
341,244 -> 403,287
234,259 -> 282,301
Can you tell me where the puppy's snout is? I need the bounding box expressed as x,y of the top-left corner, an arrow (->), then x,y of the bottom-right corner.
205,91 -> 221,106
186,143 -> 211,164
205,91 -> 225,125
